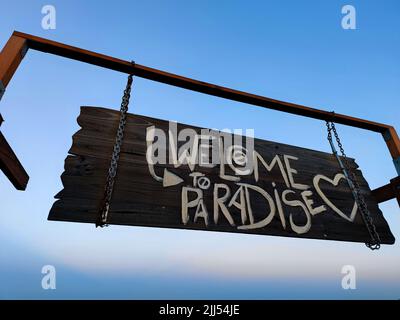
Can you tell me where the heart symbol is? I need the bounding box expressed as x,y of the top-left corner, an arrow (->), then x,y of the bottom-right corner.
313,173 -> 358,222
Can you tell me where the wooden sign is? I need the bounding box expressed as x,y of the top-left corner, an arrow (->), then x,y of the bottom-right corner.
49,107 -> 395,244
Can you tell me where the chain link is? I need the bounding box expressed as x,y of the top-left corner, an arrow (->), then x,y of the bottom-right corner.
96,72 -> 134,227
326,120 -> 381,250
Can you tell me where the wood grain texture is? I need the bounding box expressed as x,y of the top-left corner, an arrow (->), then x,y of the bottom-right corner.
0,131 -> 29,190
48,107 -> 395,245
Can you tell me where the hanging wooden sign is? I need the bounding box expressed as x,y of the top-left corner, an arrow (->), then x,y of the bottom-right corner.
49,107 -> 395,244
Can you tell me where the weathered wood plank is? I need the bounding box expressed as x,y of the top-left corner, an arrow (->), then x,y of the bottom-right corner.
48,107 -> 395,245
0,131 -> 29,190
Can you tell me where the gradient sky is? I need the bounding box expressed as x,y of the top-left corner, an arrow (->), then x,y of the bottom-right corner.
0,0 -> 399,299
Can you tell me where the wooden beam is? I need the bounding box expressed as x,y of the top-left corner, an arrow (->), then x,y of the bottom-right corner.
11,31 -> 394,134
372,182 -> 394,203
0,131 -> 29,190
371,177 -> 400,206
0,31 -> 399,198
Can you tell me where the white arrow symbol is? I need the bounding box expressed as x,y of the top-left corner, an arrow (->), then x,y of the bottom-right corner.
163,168 -> 184,187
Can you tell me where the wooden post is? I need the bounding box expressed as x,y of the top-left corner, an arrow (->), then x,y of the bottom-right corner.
0,35 -> 27,97
383,127 -> 400,175
0,34 -> 29,190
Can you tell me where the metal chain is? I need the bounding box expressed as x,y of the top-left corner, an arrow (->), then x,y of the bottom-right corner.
326,120 -> 381,250
96,71 -> 134,227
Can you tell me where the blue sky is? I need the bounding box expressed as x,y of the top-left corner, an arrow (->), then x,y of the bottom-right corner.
0,0 -> 399,299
